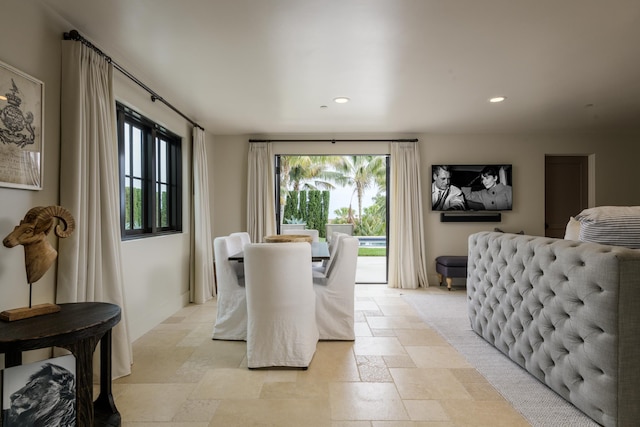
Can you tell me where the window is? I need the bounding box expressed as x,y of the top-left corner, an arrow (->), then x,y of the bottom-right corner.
117,102 -> 182,239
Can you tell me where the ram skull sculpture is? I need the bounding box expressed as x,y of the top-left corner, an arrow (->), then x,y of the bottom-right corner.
3,206 -> 75,284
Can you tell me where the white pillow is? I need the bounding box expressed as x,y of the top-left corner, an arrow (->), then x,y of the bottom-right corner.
574,206 -> 640,249
563,216 -> 581,240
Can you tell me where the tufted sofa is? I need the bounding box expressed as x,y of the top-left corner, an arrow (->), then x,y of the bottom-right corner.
467,231 -> 640,427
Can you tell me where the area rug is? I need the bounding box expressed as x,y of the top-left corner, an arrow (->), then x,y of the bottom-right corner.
402,290 -> 599,427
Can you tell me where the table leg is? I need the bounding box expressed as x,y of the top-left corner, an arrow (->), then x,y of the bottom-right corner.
94,329 -> 121,426
63,337 -> 100,427
4,350 -> 21,368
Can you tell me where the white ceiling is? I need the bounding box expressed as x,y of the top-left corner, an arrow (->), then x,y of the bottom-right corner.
43,0 -> 640,135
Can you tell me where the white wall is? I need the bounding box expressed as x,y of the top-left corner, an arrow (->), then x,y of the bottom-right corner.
211,133 -> 640,284
0,0 -> 67,364
210,135 -> 247,237
113,73 -> 195,341
0,1 -> 197,358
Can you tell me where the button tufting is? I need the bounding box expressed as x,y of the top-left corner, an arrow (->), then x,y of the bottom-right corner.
467,230 -> 635,423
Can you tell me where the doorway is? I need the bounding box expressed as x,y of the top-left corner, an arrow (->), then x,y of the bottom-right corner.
275,155 -> 389,283
545,155 -> 589,238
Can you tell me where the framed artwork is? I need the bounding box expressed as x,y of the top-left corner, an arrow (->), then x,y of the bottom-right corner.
2,354 -> 76,426
0,59 -> 44,190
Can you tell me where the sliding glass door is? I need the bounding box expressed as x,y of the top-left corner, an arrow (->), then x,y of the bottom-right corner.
275,155 -> 389,284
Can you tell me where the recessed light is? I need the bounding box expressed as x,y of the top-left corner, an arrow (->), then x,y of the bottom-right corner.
489,96 -> 506,103
320,105 -> 328,109
333,97 -> 350,104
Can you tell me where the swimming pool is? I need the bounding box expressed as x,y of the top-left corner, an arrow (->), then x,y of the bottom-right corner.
357,236 -> 387,247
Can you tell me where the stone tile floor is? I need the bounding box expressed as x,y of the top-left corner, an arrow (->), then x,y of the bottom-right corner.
112,285 -> 529,426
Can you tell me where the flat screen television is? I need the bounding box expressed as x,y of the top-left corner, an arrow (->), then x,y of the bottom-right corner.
431,164 -> 513,211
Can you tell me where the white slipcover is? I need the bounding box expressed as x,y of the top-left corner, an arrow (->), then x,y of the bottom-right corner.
244,242 -> 319,368
314,232 -> 348,276
313,236 -> 359,340
225,233 -> 246,278
230,231 -> 251,248
282,228 -> 320,242
212,236 -> 247,340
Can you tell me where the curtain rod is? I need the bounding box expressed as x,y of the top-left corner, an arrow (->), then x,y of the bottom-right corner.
249,138 -> 418,143
63,29 -> 204,131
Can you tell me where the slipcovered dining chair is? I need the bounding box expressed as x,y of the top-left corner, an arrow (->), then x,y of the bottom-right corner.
281,228 -> 319,242
314,231 -> 347,276
227,232 -> 250,276
212,236 -> 247,340
313,236 -> 359,340
283,229 -> 321,266
244,242 -> 319,369
229,231 -> 251,248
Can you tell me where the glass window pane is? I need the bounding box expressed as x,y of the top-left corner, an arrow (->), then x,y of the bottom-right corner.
155,138 -> 161,183
133,178 -> 143,229
132,127 -> 142,177
124,180 -> 132,229
157,183 -> 168,227
124,123 -> 131,175
160,139 -> 167,182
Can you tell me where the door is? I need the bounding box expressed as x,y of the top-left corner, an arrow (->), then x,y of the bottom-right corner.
275,155 -> 389,283
545,156 -> 588,238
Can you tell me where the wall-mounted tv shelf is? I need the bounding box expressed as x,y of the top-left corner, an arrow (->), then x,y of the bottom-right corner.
440,212 -> 502,222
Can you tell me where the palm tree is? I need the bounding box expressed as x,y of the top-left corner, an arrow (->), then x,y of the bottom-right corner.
279,156 -> 342,228
328,156 -> 386,223
332,207 -> 355,224
281,156 -> 340,192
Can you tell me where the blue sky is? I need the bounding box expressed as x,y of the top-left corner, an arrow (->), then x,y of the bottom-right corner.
328,185 -> 376,219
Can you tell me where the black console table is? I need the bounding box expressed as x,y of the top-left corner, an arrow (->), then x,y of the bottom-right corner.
0,302 -> 121,427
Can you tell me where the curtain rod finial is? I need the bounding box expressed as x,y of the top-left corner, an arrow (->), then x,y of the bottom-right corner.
64,29 -> 80,40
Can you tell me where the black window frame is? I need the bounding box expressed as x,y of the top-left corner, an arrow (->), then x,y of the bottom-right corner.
117,102 -> 182,239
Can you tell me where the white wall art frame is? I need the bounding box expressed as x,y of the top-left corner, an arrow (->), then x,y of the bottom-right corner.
0,59 -> 44,190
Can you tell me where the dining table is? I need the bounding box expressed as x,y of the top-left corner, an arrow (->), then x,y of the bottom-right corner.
229,241 -> 330,262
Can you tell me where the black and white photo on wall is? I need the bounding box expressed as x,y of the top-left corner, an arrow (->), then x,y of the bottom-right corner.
0,59 -> 44,190
2,354 -> 75,426
431,164 -> 513,211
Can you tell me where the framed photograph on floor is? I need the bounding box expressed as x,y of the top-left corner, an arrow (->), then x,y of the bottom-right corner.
0,59 -> 44,190
2,354 -> 76,426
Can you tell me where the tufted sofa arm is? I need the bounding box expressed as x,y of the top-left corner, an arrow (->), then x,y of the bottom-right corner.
467,231 -> 640,427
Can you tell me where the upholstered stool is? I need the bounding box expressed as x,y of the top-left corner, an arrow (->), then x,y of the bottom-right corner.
435,256 -> 468,290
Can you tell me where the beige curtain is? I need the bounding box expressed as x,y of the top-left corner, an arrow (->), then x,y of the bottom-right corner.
388,141 -> 429,289
190,128 -> 216,302
247,142 -> 276,242
57,41 -> 132,378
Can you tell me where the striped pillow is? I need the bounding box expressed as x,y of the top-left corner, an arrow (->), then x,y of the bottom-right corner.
575,206 -> 640,249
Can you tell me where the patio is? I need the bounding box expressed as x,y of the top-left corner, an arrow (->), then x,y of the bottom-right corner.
355,256 -> 387,283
